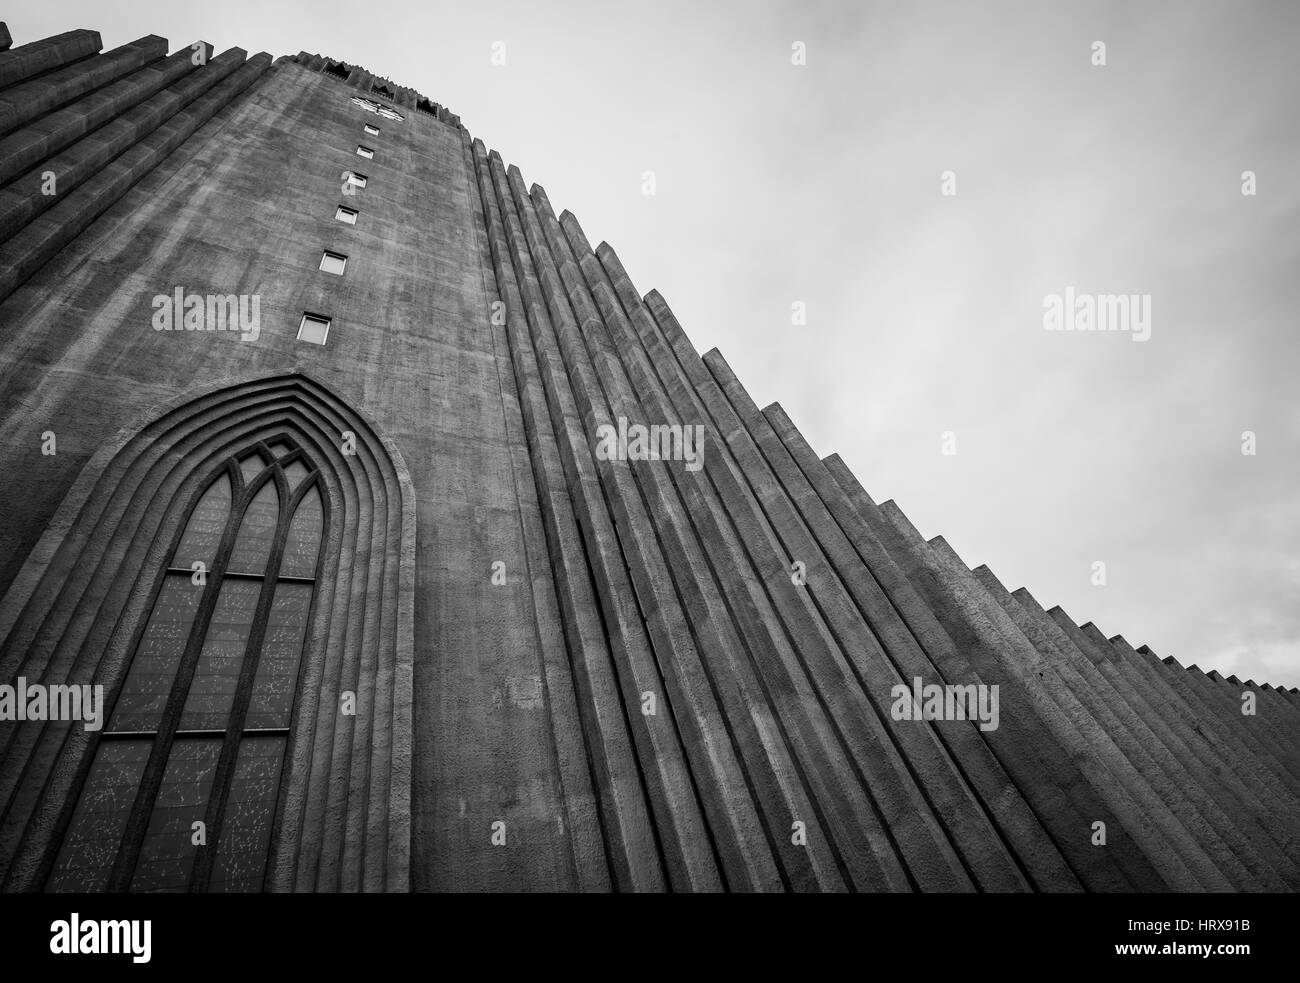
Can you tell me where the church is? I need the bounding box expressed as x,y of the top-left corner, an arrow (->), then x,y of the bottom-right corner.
0,21 -> 1296,892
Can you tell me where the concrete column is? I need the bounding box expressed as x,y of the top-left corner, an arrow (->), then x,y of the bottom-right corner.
573,231 -> 909,891
1103,629 -> 1300,794
921,532 -> 1229,891
0,49 -> 247,243
461,133 -> 611,893
471,139 -> 656,892
0,52 -> 268,304
486,153 -> 723,892
511,181 -> 781,892
603,257 -> 929,891
748,401 -> 1037,891
1049,608 -> 1300,853
0,48 -> 201,186
0,35 -> 167,138
0,29 -> 102,90
975,567 -> 1287,890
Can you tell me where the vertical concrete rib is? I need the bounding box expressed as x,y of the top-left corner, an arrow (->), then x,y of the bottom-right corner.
1176,656 -> 1300,776
916,518 -> 1231,890
734,392 -> 1028,888
705,348 -> 1071,891
466,135 -> 617,892
597,251 -> 920,891
637,335 -> 977,886
0,51 -> 270,304
980,571 -> 1298,890
0,47 -> 207,186
555,215 -> 864,891
761,401 -> 1093,892
1048,607 -> 1300,863
510,180 -> 782,891
485,152 -> 723,892
0,35 -> 168,137
818,458 -> 1164,890
0,29 -> 102,90
970,566 -> 1279,890
1106,634 -> 1300,794
0,48 -> 249,242
1072,613 -> 1300,814
762,413 -> 1088,890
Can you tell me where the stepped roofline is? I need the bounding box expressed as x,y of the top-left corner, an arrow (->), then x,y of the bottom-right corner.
286,51 -> 461,127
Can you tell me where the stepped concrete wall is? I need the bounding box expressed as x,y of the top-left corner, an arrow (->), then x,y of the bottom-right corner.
0,20 -> 1294,891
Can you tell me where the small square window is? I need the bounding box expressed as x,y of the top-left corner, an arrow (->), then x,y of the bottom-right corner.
335,205 -> 358,224
356,145 -> 374,159
319,251 -> 348,275
345,171 -> 367,189
298,313 -> 331,345
364,124 -> 380,136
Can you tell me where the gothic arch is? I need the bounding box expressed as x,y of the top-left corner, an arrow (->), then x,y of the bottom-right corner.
0,373 -> 415,892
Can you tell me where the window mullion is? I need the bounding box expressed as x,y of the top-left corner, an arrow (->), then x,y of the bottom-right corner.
189,470 -> 301,893
106,465 -> 250,892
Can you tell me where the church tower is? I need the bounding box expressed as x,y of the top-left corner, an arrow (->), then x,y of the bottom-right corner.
1,23 -> 1297,893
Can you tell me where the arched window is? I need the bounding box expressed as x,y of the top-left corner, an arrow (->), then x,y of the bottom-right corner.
46,436 -> 325,892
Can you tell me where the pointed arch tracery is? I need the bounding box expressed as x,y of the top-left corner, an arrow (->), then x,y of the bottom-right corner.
48,438 -> 325,892
0,374 -> 415,893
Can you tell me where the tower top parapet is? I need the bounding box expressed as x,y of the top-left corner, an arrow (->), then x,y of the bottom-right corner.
288,50 -> 461,127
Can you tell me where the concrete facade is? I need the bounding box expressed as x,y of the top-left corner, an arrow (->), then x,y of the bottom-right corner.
0,22 -> 1296,892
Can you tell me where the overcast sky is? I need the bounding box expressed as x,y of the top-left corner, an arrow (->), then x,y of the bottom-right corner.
13,0 -> 1299,687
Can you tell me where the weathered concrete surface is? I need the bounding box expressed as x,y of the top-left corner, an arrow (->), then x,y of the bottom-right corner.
0,21 -> 1295,892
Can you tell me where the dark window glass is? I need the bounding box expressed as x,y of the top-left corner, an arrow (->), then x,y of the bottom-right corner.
283,459 -> 310,492
48,437 -> 324,893
238,454 -> 265,485
109,574 -> 203,732
247,582 -> 312,728
279,486 -> 321,578
47,740 -> 150,892
227,480 -> 279,575
210,736 -> 286,892
130,739 -> 222,892
179,580 -> 260,731
173,474 -> 231,570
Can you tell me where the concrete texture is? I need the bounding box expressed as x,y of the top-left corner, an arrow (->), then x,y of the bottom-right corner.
0,20 -> 1296,892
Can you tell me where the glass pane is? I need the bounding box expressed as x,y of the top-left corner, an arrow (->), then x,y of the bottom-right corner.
297,316 -> 330,344
173,474 -> 231,570
283,460 -> 310,493
46,740 -> 150,892
227,480 -> 279,575
247,582 -> 312,729
109,573 -> 203,732
179,579 -> 261,731
238,454 -> 266,486
335,207 -> 357,224
319,253 -> 346,275
279,486 -> 321,578
265,439 -> 292,459
130,738 -> 222,892
209,736 -> 286,892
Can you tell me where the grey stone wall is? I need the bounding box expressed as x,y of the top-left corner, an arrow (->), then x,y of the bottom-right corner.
0,21 -> 1296,891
